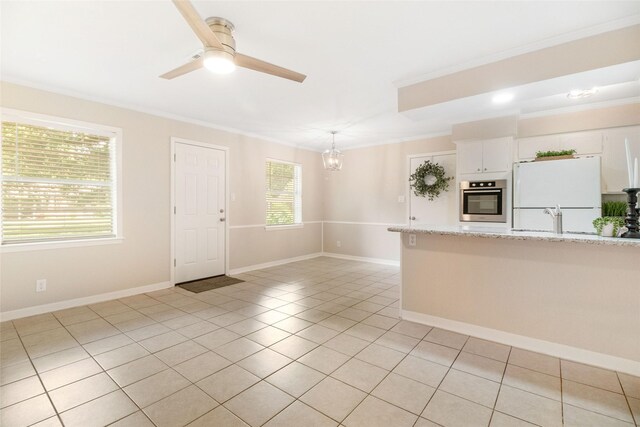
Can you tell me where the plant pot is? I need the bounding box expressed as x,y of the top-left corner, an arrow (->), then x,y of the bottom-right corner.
601,223 -> 615,237
534,155 -> 576,162
593,216 -> 625,237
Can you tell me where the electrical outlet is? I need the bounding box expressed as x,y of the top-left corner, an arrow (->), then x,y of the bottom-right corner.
36,279 -> 47,292
336,240 -> 341,248
408,234 -> 417,247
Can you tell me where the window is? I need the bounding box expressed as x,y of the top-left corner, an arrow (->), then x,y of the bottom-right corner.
1,110 -> 121,246
265,160 -> 301,227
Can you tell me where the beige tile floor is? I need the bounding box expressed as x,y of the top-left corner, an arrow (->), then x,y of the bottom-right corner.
1,257 -> 639,427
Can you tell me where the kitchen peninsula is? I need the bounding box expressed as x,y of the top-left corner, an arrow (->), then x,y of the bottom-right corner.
389,225 -> 640,375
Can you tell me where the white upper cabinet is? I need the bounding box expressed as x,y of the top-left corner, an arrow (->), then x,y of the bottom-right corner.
457,137 -> 512,175
517,135 -> 560,160
517,131 -> 603,161
601,126 -> 640,194
559,131 -> 603,155
482,138 -> 512,173
457,141 -> 484,174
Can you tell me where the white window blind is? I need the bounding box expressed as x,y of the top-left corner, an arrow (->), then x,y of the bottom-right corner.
266,160 -> 301,226
1,119 -> 117,244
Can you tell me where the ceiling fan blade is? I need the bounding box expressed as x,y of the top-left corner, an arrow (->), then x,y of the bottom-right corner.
160,57 -> 204,79
235,53 -> 306,83
172,0 -> 223,49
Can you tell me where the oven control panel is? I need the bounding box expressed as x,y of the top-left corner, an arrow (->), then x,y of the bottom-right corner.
469,181 -> 495,188
460,180 -> 507,190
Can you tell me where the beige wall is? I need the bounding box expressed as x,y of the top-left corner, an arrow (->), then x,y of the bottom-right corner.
323,136 -> 455,261
452,115 -> 518,141
0,82 -> 323,313
400,232 -> 640,373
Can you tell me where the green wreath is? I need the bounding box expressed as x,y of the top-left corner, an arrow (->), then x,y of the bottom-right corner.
409,160 -> 453,201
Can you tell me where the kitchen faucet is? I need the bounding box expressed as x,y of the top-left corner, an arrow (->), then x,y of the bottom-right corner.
543,205 -> 563,234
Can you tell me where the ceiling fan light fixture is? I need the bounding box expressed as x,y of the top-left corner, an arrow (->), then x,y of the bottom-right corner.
203,49 -> 236,74
323,131 -> 344,171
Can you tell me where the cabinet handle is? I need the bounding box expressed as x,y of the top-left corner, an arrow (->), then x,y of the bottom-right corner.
477,168 -> 480,171
410,216 -> 416,220
484,168 -> 487,171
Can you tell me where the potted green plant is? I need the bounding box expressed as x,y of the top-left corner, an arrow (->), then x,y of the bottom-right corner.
593,201 -> 628,237
593,217 -> 625,237
535,149 -> 577,161
602,201 -> 627,217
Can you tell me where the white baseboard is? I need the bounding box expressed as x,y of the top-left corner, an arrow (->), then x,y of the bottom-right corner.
321,252 -> 400,266
229,252 -> 323,275
0,281 -> 173,322
402,310 -> 640,377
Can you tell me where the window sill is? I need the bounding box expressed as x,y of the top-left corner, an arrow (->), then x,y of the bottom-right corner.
264,224 -> 304,231
1,237 -> 124,253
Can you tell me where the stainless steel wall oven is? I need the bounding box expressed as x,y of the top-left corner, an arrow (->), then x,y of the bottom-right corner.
459,180 -> 507,223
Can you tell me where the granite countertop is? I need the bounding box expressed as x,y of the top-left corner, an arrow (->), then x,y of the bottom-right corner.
387,225 -> 640,247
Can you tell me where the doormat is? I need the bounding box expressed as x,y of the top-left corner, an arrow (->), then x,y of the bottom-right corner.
176,275 -> 244,293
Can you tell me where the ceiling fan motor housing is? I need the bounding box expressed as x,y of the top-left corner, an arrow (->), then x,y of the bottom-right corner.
205,17 -> 236,56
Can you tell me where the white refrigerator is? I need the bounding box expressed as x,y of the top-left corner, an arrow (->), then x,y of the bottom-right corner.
513,157 -> 601,233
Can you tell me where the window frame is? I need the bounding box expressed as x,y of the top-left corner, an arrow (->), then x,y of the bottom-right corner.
0,108 -> 123,252
265,158 -> 303,230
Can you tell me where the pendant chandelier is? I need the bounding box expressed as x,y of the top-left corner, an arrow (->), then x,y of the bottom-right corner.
322,131 -> 344,171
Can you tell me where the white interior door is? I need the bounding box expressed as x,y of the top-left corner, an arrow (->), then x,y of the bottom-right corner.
409,153 -> 457,226
175,142 -> 226,283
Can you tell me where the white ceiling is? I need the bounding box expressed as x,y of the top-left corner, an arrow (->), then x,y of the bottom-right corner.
2,1 -> 640,151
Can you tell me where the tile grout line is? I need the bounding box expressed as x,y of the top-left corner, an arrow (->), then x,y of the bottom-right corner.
487,345 -> 512,427
616,371 -> 639,427
11,322 -> 64,427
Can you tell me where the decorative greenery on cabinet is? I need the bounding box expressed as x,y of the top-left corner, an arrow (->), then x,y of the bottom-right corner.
535,149 -> 576,159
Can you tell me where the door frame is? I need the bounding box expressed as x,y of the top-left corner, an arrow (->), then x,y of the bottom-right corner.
406,150 -> 456,226
170,137 -> 230,286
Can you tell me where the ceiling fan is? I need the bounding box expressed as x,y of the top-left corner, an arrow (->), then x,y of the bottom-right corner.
161,0 -> 306,83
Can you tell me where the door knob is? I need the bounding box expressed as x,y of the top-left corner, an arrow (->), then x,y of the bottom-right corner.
220,218 -> 226,222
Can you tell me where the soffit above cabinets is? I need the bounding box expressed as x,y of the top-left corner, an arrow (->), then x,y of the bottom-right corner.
398,25 -> 640,124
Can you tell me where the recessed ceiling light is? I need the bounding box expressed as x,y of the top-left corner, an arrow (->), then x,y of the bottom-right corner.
492,92 -> 514,104
567,87 -> 598,99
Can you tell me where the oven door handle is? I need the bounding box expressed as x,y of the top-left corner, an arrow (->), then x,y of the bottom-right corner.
463,190 -> 501,194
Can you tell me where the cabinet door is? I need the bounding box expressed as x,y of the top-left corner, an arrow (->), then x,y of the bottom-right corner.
517,135 -> 559,160
482,137 -> 512,173
457,141 -> 483,174
559,131 -> 603,155
602,126 -> 640,193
